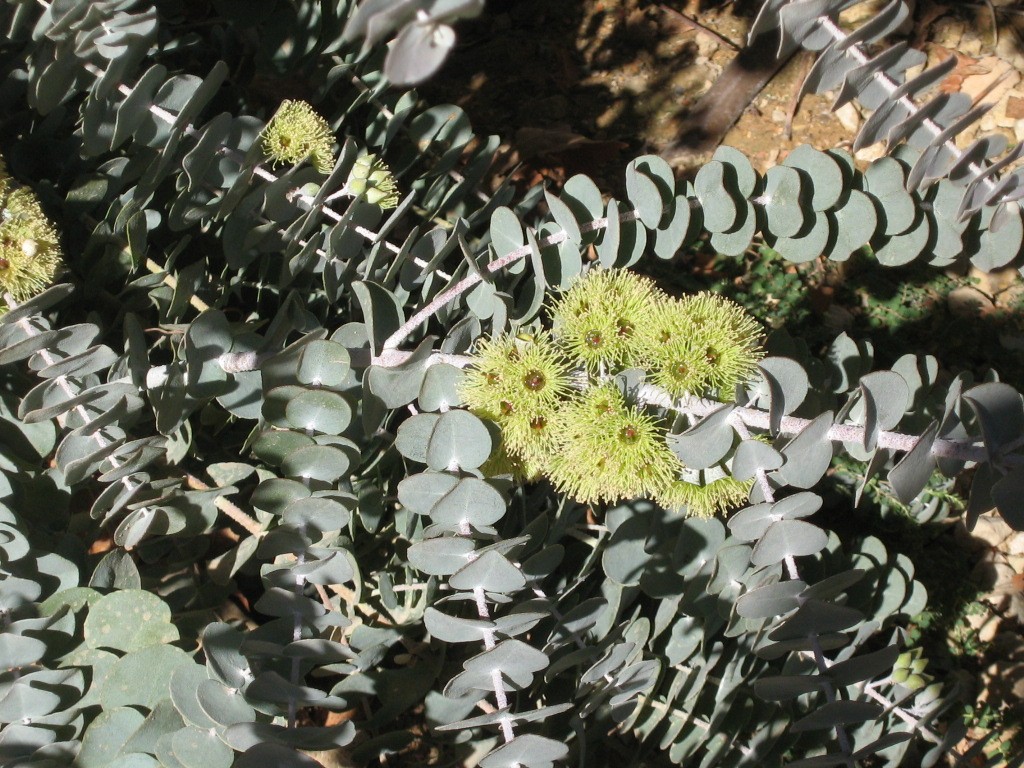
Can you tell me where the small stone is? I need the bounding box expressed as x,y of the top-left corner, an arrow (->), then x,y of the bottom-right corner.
1005,95 -> 1024,120
973,513 -> 1013,548
959,37 -> 983,57
958,59 -> 1018,105
854,144 -> 885,163
948,286 -> 995,319
834,102 -> 861,134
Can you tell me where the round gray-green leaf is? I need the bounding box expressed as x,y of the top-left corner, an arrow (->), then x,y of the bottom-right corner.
250,478 -> 310,516
774,412 -> 834,489
418,363 -> 465,412
735,580 -> 805,619
544,190 -> 582,246
201,622 -> 250,690
397,472 -> 460,516
791,700 -> 882,733
84,590 -> 179,652
424,607 -> 494,644
170,725 -> 234,768
963,382 -> 1024,458
407,536 -> 477,576
753,674 -> 823,702
395,413 -> 440,463
625,155 -> 670,229
653,195 -> 692,260
478,733 -> 569,768
732,440 -> 784,482
490,206 -> 524,258
561,173 -> 604,236
694,161 -> 738,233
196,679 -> 256,727
100,645 -> 193,710
282,494 -> 352,532
428,477 -> 507,528
602,514 -> 651,587
425,409 -> 492,471
751,520 -> 829,566
875,215 -> 929,267
857,370 -> 910,451
169,661 -> 220,729
769,211 -> 830,264
991,470 -> 1024,530
668,405 -> 735,470
280,445 -> 353,483
77,707 -> 147,768
250,429 -> 315,466
448,549 -> 525,592
0,633 -> 47,668
709,201 -> 756,257
756,357 -> 809,434
828,189 -> 877,261
284,389 -> 352,435
386,19 -> 455,85
783,145 -> 843,211
763,165 -> 806,238
295,340 -> 350,388
713,145 -> 757,197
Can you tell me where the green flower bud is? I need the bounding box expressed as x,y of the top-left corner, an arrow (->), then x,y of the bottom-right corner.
891,667 -> 910,684
904,673 -> 927,691
0,186 -> 62,302
261,100 -> 336,174
919,682 -> 943,704
350,154 -> 374,179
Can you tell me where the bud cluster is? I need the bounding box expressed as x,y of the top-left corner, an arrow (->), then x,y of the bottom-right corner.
461,268 -> 764,515
0,157 -> 62,306
892,648 -> 940,697
346,153 -> 399,210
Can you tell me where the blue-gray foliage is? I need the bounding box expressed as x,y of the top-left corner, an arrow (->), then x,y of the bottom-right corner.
1,1 -> 1022,767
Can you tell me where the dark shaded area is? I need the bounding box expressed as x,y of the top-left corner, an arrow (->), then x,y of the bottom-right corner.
419,0 -> 706,188
661,26 -> 793,164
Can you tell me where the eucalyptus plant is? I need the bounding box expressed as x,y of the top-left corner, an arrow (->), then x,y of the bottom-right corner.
1,1 -> 1023,767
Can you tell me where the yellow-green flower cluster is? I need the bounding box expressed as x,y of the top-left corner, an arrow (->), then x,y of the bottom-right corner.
639,291 -> 764,399
347,153 -> 399,210
546,384 -> 678,505
0,160 -> 62,305
549,268 -> 659,371
459,268 -> 765,515
261,100 -> 336,174
551,268 -> 764,399
460,331 -> 572,478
